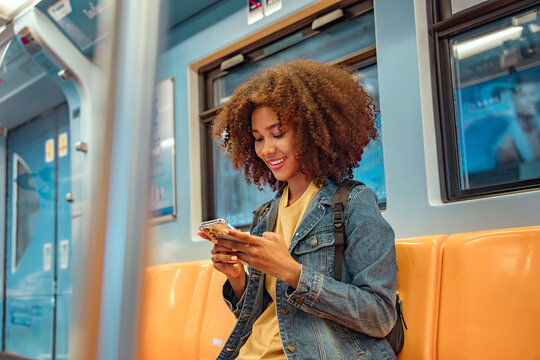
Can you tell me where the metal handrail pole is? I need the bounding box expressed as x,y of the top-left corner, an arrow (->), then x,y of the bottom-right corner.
96,0 -> 164,359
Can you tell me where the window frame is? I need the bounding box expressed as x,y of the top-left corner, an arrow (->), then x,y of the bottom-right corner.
197,0 -> 381,227
429,0 -> 540,201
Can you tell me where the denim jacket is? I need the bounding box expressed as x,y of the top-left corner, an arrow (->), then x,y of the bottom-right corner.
218,180 -> 397,360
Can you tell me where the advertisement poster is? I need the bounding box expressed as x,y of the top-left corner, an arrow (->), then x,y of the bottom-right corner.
150,77 -> 176,223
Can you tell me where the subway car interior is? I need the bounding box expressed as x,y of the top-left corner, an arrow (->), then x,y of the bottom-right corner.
0,0 -> 539,359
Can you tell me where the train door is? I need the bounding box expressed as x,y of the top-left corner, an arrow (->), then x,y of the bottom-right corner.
55,104 -> 71,360
5,102 -> 71,360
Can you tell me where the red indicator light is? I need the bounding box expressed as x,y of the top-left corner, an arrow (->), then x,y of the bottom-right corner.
249,0 -> 261,8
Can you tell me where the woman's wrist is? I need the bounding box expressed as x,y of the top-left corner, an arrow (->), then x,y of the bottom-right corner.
281,261 -> 302,289
228,272 -> 247,299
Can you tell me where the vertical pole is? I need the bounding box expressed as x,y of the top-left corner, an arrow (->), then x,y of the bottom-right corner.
69,0 -> 164,359
67,0 -> 120,356
98,0 -> 164,357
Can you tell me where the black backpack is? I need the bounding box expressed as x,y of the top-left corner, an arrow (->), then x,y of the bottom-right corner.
251,179 -> 407,355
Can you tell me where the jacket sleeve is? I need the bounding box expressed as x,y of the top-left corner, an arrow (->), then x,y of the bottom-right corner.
222,272 -> 249,318
285,186 -> 397,338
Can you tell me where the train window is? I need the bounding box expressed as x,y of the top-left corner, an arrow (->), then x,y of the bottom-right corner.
199,0 -> 385,228
210,11 -> 375,107
12,154 -> 40,271
431,2 -> 540,200
211,136 -> 274,227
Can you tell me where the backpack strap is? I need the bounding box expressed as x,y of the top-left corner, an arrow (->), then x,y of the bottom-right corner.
331,180 -> 406,355
251,200 -> 272,232
331,179 -> 362,281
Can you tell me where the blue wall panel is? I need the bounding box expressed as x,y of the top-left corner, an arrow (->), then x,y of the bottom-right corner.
373,0 -> 426,210
55,295 -> 70,360
5,296 -> 54,360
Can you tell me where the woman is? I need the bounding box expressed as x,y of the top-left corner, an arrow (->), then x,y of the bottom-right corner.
202,59 -> 397,359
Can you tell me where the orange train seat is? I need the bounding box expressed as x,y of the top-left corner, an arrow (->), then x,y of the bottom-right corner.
437,226 -> 540,360
139,260 -> 214,360
199,268 -> 237,359
395,235 -> 446,360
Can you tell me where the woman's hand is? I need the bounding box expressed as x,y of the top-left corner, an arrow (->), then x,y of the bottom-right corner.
210,242 -> 244,278
216,229 -> 302,289
199,231 -> 246,299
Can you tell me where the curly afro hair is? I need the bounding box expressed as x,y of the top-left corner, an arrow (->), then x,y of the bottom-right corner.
212,59 -> 378,191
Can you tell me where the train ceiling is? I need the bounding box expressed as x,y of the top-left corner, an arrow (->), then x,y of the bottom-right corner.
0,0 -> 223,128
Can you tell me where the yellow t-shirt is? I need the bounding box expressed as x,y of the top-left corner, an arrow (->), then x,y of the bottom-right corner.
237,182 -> 320,359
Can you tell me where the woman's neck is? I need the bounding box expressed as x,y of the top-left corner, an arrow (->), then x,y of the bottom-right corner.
287,178 -> 312,206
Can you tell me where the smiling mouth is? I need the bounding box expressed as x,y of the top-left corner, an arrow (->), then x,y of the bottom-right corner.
267,157 -> 285,170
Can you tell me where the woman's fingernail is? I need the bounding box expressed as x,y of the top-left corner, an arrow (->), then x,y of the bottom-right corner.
233,263 -> 239,267
223,229 -> 230,234
231,256 -> 237,260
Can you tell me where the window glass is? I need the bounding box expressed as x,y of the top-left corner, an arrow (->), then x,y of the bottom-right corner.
209,7 -> 387,226
212,137 -> 274,227
13,155 -> 40,269
450,7 -> 540,189
212,62 -> 386,226
451,0 -> 488,14
352,63 -> 386,204
213,11 -> 376,107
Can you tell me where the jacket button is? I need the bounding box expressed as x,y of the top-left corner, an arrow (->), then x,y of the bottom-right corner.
280,307 -> 289,315
288,344 -> 296,353
296,296 -> 304,305
310,236 -> 318,247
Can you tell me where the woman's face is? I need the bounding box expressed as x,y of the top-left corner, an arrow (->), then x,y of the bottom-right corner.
251,106 -> 306,186
513,82 -> 538,118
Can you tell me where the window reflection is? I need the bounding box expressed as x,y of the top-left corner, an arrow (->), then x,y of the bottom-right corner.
212,11 -> 376,107
352,64 -> 386,204
451,7 -> 540,189
212,138 -> 274,227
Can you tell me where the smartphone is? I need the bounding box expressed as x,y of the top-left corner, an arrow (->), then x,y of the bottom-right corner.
199,218 -> 243,243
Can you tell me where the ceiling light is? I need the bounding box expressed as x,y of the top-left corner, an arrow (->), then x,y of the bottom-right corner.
0,0 -> 37,21
453,26 -> 523,60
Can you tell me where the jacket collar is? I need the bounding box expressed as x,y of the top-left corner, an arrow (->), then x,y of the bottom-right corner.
274,178 -> 338,205
316,179 -> 338,205
252,178 -> 339,243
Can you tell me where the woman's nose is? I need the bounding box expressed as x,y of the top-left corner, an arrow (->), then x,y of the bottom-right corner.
262,141 -> 276,156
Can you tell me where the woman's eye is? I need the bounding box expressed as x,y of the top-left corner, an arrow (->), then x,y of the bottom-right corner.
254,137 -> 263,142
273,133 -> 283,139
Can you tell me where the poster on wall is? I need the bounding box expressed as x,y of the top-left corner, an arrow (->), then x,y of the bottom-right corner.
149,77 -> 177,224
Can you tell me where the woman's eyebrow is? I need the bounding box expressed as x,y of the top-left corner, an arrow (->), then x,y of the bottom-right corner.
251,122 -> 280,134
265,123 -> 280,131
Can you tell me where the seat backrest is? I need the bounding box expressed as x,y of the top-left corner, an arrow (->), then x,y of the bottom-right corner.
139,260 -> 213,360
199,268 -> 237,360
395,235 -> 446,360
437,226 -> 540,360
